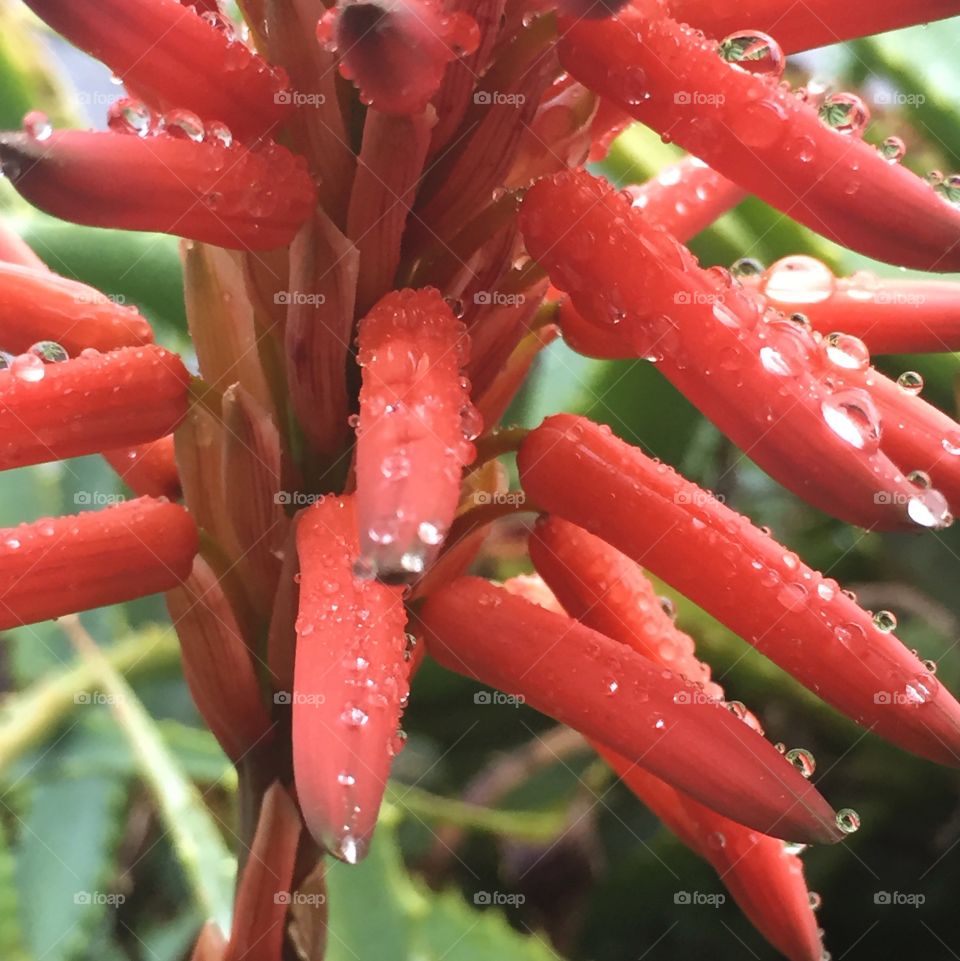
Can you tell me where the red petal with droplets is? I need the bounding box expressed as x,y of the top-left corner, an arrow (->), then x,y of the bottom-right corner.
520,170 -> 939,530
103,436 -> 181,500
0,131 -> 315,251
326,0 -> 479,115
292,495 -> 409,864
356,288 -> 478,582
558,4 -> 960,270
755,260 -> 960,355
0,262 -> 153,355
528,520 -> 822,961
628,156 -> 745,242
669,0 -> 960,54
0,497 -> 197,628
0,345 -> 189,470
518,415 -> 960,766
421,576 -> 842,843
22,0 -> 291,141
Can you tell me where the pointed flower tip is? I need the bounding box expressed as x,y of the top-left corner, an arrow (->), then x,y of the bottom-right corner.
322,0 -> 479,114
292,495 -> 409,863
355,287 -> 478,585
0,130 -> 315,251
519,415 -> 960,767
422,576 -> 840,844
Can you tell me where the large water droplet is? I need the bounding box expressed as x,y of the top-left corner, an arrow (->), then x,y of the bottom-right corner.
107,99 -> 153,137
159,108 -> 206,142
718,31 -> 784,78
23,110 -> 52,141
879,136 -> 906,163
818,93 -> 869,135
896,371 -> 923,395
907,488 -> 952,529
28,341 -> 68,363
785,747 -> 816,777
835,808 -> 861,834
824,332 -> 870,370
872,610 -> 897,633
762,256 -> 835,304
10,353 -> 45,382
731,257 -> 765,278
820,388 -> 881,451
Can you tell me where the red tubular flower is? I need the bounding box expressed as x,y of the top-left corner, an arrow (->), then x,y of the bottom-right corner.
22,0 -> 291,141
628,156 -> 745,242
292,495 -> 410,864
519,415 -> 960,766
0,497 -> 197,628
0,345 -> 189,470
527,521 -> 822,961
355,288 -> 478,582
0,131 -> 315,251
102,437 -> 181,500
0,216 -> 48,272
320,0 -> 480,115
558,2 -> 960,271
520,170 -> 944,531
0,262 -> 153,355
668,0 -> 960,54
753,258 -> 960,355
421,576 -> 843,843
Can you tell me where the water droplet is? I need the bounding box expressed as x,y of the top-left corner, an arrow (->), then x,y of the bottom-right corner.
460,404 -> 483,441
417,521 -> 445,546
718,31 -> 784,78
28,341 -> 68,363
338,834 -> 361,864
762,255 -> 835,304
658,596 -> 677,620
605,678 -> 619,696
777,582 -> 808,611
785,747 -> 816,778
341,704 -> 369,728
907,488 -> 952,529
159,108 -> 206,142
809,891 -> 822,910
706,831 -> 726,849
23,111 -> 52,141
4,538 -> 20,550
821,388 -> 881,451
107,98 -> 153,137
731,257 -> 765,278
818,93 -> 870,135
726,700 -> 748,720
206,120 -> 234,147
337,772 -> 356,786
942,434 -> 960,456
824,332 -> 870,370
880,136 -> 906,163
835,808 -> 861,834
10,353 -> 45,382
897,371 -> 924,395
907,470 -> 931,489
904,672 -> 939,704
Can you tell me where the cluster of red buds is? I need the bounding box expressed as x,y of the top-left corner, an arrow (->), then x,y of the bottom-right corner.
3,0 -> 960,957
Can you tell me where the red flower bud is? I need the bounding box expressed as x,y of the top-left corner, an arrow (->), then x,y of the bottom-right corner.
0,345 -> 189,470
519,415 -> 960,766
0,131 -> 315,251
292,495 -> 410,863
355,288 -> 478,582
0,497 -> 197,628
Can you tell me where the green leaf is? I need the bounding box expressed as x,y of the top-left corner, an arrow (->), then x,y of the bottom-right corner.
15,773 -> 128,961
325,808 -> 561,961
0,824 -> 28,961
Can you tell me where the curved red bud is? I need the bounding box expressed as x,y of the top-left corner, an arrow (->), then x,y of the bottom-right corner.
292,495 -> 409,864
0,497 -> 197,628
668,0 -> 960,54
356,288 -> 478,583
0,345 -> 189,470
528,521 -> 822,960
0,217 -> 47,272
628,156 -> 745,242
0,262 -> 153,355
520,170 -> 940,530
755,259 -> 960,355
21,0 -> 291,141
518,415 -> 960,766
103,436 -> 181,500
558,4 -> 960,270
322,0 -> 479,115
0,131 -> 315,251
421,577 -> 842,843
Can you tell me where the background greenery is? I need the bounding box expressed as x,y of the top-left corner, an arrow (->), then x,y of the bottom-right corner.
1,4 -> 959,959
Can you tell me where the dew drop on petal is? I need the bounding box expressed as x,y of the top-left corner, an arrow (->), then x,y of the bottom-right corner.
820,388 -> 881,451
872,610 -> 897,633
907,488 -> 952,529
785,747 -> 816,778
23,110 -> 52,141
28,341 -> 68,363
818,93 -> 869,135
824,332 -> 870,370
880,136 -> 906,163
897,371 -> 924,395
159,108 -> 206,142
762,255 -> 835,304
10,353 -> 45,382
835,808 -> 861,834
809,891 -> 822,911
718,31 -> 784,78
731,257 -> 765,278
107,99 -> 153,137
